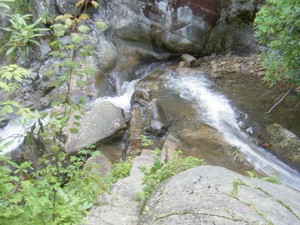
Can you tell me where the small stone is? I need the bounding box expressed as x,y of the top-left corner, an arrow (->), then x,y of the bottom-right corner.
178,61 -> 187,68
257,71 -> 265,77
246,127 -> 254,135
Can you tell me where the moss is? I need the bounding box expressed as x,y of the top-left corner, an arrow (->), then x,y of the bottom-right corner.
13,0 -> 34,15
276,199 -> 300,221
154,210 -> 248,223
231,179 -> 247,197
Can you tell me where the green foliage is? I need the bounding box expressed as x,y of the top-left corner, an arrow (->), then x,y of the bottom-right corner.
254,0 -> 300,87
0,64 -> 30,93
1,14 -> 48,57
0,65 -> 40,133
109,157 -> 133,182
11,0 -> 34,15
0,142 -> 133,224
0,0 -> 13,10
0,151 -> 102,225
70,144 -> 98,167
140,135 -> 153,147
0,6 -> 111,223
137,150 -> 203,211
81,155 -> 133,195
246,171 -> 281,184
94,21 -> 109,31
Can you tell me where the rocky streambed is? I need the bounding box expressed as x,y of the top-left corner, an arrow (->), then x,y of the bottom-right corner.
1,0 -> 300,223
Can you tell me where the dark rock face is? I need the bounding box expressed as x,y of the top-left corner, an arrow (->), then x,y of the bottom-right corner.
144,0 -> 223,23
103,0 -> 259,55
29,0 -> 260,69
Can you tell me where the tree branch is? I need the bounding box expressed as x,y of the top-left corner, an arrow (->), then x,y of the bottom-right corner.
266,86 -> 294,114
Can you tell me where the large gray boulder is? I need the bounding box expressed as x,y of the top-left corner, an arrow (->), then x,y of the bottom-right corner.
140,165 -> 300,225
103,0 -> 260,55
267,123 -> 300,170
65,101 -> 126,153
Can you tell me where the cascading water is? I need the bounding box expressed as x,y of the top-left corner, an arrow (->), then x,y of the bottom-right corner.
166,73 -> 300,191
0,63 -> 160,155
96,63 -> 161,112
100,79 -> 139,112
0,115 -> 49,155
0,121 -> 28,154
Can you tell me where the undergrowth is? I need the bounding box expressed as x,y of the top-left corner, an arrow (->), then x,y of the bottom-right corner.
246,171 -> 281,184
0,145 -> 133,225
136,149 -> 204,213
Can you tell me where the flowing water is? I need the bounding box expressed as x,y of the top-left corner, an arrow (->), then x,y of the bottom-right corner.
0,63 -> 160,155
0,115 -> 49,155
2,63 -> 300,191
95,63 -> 162,112
165,73 -> 300,191
0,121 -> 28,154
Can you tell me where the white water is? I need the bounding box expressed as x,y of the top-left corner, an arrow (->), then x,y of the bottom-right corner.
101,79 -> 139,112
0,121 -> 28,154
1,64 -> 160,154
0,113 -> 49,155
166,74 -> 300,191
96,63 -> 161,112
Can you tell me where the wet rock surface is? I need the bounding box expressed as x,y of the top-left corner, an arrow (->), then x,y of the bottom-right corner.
65,101 -> 126,154
130,67 -> 254,173
267,123 -> 300,171
140,166 -> 300,225
85,153 -> 112,177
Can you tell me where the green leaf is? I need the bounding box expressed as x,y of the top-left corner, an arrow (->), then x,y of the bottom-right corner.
0,3 -> 10,9
71,33 -> 82,44
1,105 -> 14,115
69,127 -> 78,134
6,47 -> 15,55
75,0 -> 85,7
78,24 -> 90,33
76,80 -> 86,88
58,152 -> 66,160
95,21 -> 108,31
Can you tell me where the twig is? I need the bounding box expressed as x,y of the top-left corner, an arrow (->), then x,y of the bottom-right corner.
288,100 -> 300,111
266,86 -> 294,114
260,87 -> 277,97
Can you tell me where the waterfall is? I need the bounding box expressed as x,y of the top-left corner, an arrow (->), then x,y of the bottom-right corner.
166,73 -> 300,191
96,63 -> 161,112
0,121 -> 27,154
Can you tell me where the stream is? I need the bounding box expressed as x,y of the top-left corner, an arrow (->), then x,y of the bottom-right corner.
165,73 -> 300,191
1,63 -> 300,191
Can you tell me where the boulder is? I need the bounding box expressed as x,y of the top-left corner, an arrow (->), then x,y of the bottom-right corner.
267,123 -> 300,170
65,101 -> 126,153
140,165 -> 300,225
103,0 -> 260,55
32,0 -> 57,18
144,99 -> 167,136
56,0 -> 82,16
85,153 -> 112,177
